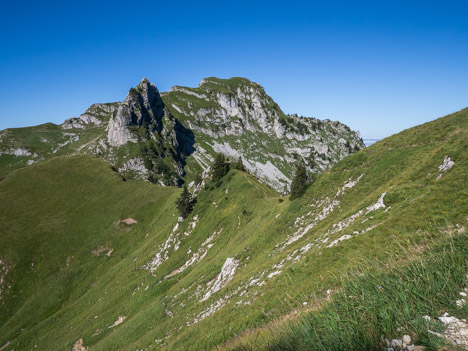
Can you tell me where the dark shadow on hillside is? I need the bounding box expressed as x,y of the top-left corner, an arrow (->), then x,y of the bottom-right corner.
173,118 -> 196,183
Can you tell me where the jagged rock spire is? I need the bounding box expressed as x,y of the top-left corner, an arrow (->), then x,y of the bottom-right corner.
107,78 -> 165,147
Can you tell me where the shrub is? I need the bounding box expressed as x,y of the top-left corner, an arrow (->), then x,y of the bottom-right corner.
212,153 -> 229,182
290,159 -> 309,200
176,185 -> 197,219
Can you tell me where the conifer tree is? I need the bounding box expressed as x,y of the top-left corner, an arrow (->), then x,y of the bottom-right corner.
194,173 -> 203,185
234,156 -> 246,171
176,185 -> 196,218
289,159 -> 309,200
211,153 -> 229,182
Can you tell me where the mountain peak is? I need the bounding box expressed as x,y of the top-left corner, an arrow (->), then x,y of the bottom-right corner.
198,76 -> 261,89
163,77 -> 364,190
136,77 -> 155,88
133,77 -> 159,96
0,76 -> 365,190
107,79 -> 165,147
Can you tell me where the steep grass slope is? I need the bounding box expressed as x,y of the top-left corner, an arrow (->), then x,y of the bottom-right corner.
0,155 -> 179,349
223,234 -> 468,351
0,108 -> 467,351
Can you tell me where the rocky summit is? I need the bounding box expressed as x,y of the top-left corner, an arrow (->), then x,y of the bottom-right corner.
0,77 -> 364,189
107,78 -> 166,147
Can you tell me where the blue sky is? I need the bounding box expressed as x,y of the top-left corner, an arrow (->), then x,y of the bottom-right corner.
1,1 -> 467,139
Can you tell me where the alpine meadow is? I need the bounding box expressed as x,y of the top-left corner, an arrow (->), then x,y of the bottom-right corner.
0,75 -> 467,351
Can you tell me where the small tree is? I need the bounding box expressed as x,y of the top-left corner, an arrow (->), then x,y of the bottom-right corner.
194,173 -> 203,185
234,156 -> 246,171
211,153 -> 229,182
289,159 -> 309,200
176,185 -> 196,219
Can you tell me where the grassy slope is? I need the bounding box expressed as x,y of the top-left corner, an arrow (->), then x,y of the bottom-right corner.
223,233 -> 468,351
0,108 -> 467,350
0,122 -> 107,180
217,108 -> 468,350
0,155 -> 179,349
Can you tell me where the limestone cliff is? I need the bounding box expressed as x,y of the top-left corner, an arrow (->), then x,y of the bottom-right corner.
0,77 -> 364,189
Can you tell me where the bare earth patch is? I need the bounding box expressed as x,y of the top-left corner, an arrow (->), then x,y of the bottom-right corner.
72,339 -> 88,351
120,218 -> 137,225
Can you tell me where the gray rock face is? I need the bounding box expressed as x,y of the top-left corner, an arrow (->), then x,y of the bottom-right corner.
107,78 -> 165,147
117,157 -> 149,180
2,77 -> 364,189
0,148 -> 32,157
164,77 -> 365,190
62,104 -> 117,130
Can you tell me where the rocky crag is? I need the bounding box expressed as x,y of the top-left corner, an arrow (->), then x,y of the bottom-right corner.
0,77 -> 364,189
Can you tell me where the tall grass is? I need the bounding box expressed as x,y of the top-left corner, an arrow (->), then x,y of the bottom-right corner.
227,233 -> 467,351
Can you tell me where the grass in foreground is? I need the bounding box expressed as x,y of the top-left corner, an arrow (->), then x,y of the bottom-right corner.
222,232 -> 468,351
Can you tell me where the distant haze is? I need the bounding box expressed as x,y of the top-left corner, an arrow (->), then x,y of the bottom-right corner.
363,139 -> 381,147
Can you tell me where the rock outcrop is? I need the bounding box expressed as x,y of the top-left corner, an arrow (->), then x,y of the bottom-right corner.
62,103 -> 118,130
0,77 -> 364,189
163,77 -> 364,190
107,78 -> 165,147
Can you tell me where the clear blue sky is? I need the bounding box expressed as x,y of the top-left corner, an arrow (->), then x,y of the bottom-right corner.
1,0 -> 467,139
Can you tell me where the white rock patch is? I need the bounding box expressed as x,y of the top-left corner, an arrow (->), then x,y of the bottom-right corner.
191,145 -> 213,171
201,257 -> 239,301
145,219 -> 187,273
52,133 -> 79,153
108,315 -> 126,329
280,174 -> 364,249
437,312 -> 468,348
327,192 -> 387,237
118,158 -> 148,179
0,148 -> 32,157
282,198 -> 340,248
321,192 -> 387,248
210,141 -> 291,190
0,259 -> 11,300
183,215 -> 199,236
166,228 -> 223,278
437,156 -> 455,179
72,339 -> 87,351
192,298 -> 227,324
365,192 -> 387,214
335,174 -> 364,197
327,234 -> 352,248
267,270 -> 282,279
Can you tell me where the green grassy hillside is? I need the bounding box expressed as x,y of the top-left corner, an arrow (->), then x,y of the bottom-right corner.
0,103 -> 118,181
0,108 -> 467,350
0,155 -> 179,349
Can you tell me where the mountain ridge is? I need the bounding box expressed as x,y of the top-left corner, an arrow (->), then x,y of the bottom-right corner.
0,77 -> 364,189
